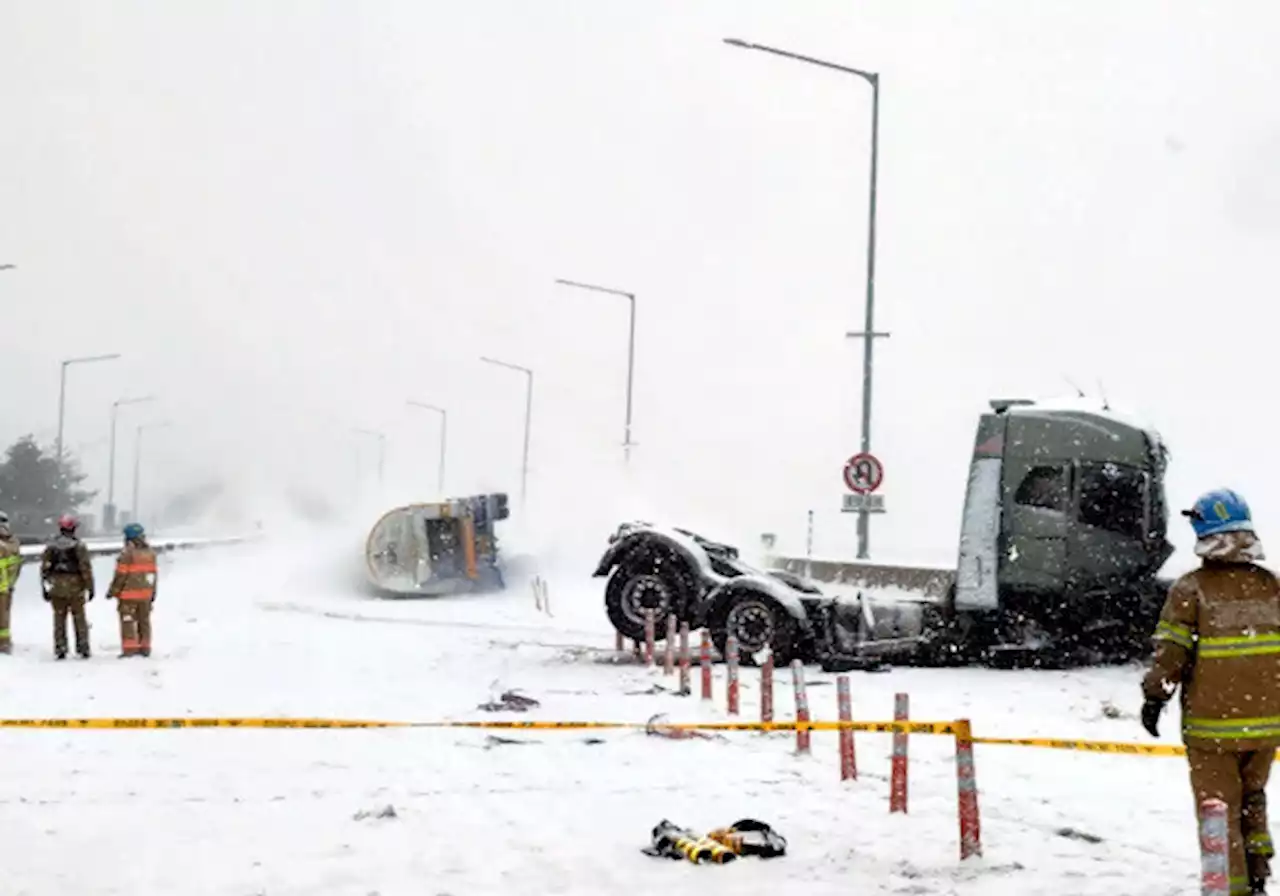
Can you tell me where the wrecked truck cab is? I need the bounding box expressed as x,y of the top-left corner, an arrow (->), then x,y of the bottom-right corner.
365,493 -> 509,597
950,397 -> 1175,662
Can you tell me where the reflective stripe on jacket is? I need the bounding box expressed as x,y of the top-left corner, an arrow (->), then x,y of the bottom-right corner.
0,537 -> 22,592
108,542 -> 157,601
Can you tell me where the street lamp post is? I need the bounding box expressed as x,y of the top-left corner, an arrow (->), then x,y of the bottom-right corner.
353,428 -> 387,486
554,278 -> 637,463
57,353 -> 122,464
107,395 -> 156,529
723,37 -> 889,559
406,401 -> 447,494
480,356 -> 533,505
132,421 -> 170,525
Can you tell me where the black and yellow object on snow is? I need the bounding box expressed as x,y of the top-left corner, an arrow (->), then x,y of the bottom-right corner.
643,819 -> 786,864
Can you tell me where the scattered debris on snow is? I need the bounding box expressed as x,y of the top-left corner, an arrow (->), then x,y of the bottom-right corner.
352,804 -> 398,821
1056,826 -> 1105,844
644,713 -> 725,741
1099,700 -> 1131,720
477,689 -> 540,712
626,683 -> 680,696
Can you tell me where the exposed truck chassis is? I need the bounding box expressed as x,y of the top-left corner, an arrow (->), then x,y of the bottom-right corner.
593,521 -> 1168,670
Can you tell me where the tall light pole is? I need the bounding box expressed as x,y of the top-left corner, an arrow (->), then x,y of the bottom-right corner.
57,353 -> 122,464
107,395 -> 156,529
132,420 -> 170,525
724,37 -> 889,559
406,401 -> 447,494
480,356 -> 533,505
353,428 -> 386,486
554,278 -> 637,463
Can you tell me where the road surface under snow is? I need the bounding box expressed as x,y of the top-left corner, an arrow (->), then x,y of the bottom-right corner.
0,536 -> 1213,894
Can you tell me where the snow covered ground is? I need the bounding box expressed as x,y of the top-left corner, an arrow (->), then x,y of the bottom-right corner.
0,536 -> 1214,894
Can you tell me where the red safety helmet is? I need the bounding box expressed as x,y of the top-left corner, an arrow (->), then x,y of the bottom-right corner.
57,514 -> 77,532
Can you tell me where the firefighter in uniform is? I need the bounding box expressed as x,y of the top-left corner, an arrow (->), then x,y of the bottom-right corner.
106,522 -> 157,657
1142,489 -> 1280,896
0,512 -> 23,654
40,514 -> 94,659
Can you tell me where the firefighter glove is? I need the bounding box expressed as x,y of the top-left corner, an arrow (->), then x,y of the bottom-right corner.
1141,699 -> 1164,738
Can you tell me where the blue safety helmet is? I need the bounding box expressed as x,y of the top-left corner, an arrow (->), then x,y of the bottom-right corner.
123,522 -> 145,541
1181,489 -> 1253,539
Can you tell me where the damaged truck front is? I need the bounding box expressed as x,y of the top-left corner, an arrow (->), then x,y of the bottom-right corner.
593,398 -> 1175,668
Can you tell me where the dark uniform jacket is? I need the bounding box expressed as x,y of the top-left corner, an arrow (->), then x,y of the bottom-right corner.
41,534 -> 94,600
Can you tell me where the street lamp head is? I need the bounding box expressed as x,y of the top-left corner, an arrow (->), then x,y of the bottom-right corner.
480,356 -> 531,375
115,395 -> 156,408
65,352 -> 122,367
723,37 -> 751,48
555,277 -> 635,300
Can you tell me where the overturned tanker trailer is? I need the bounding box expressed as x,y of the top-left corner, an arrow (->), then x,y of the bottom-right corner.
594,398 -> 1175,668
365,493 -> 510,597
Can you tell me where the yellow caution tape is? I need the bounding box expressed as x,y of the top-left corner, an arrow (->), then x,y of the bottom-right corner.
971,735 -> 1187,757
0,717 -> 1226,759
0,717 -> 958,732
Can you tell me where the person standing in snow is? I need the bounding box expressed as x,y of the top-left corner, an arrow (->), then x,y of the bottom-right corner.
0,512 -> 23,654
106,522 -> 157,657
40,514 -> 95,659
1141,489 -> 1280,896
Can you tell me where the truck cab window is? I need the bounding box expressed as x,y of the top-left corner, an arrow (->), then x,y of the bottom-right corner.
1015,465 -> 1068,511
1077,462 -> 1146,539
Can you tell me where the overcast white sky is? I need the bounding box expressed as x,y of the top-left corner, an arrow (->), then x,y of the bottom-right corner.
3,1 -> 1279,566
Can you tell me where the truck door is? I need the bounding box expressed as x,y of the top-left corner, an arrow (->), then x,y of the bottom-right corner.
1068,460 -> 1152,590
1004,462 -> 1071,592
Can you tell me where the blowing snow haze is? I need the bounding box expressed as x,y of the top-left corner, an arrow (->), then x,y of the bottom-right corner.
1,2 -> 1278,564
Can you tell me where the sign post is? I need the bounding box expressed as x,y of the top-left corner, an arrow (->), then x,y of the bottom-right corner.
842,452 -> 885,516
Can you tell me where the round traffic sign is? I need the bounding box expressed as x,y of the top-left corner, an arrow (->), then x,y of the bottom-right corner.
843,453 -> 884,494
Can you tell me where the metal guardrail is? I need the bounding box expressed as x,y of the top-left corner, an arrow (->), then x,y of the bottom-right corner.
16,534 -> 257,565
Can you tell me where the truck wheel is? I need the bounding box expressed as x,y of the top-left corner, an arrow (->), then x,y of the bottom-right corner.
711,594 -> 798,667
604,557 -> 693,643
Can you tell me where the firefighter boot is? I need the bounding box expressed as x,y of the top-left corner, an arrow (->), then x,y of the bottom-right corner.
1248,850 -> 1270,894
1244,775 -> 1275,895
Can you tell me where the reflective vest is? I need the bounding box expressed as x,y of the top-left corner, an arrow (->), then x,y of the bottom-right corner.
0,550 -> 20,592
